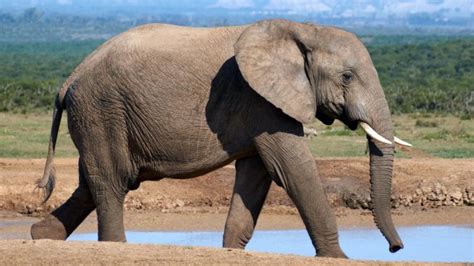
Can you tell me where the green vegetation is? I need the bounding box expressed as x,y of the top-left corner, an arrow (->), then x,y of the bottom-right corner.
0,36 -> 472,116
0,33 -> 472,159
415,119 -> 438,127
1,113 -> 471,158
307,113 -> 474,159
369,38 -> 473,117
0,113 -> 77,158
0,40 -> 103,112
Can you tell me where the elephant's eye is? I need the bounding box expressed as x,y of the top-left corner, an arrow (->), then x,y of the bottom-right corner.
342,72 -> 352,85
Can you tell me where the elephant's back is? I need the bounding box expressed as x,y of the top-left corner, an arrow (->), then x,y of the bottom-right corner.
117,23 -> 246,53
66,23 -> 247,86
90,23 -> 246,88
63,23 -> 247,103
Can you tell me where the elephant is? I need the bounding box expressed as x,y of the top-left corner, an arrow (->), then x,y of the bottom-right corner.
30,19 -> 412,258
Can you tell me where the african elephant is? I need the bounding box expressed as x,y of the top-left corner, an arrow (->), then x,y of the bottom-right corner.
30,19 -> 411,258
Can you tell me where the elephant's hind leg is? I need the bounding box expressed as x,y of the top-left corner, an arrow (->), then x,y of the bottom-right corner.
223,156 -> 272,249
31,159 -> 96,240
87,176 -> 127,242
80,154 -> 130,242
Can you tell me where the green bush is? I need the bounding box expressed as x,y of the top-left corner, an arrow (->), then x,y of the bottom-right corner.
368,38 -> 474,117
415,119 -> 438,127
0,40 -> 102,112
0,37 -> 472,116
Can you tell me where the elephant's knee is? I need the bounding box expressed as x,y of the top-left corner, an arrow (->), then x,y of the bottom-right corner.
31,215 -> 67,240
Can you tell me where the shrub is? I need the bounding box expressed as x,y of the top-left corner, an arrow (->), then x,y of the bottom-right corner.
415,119 -> 438,127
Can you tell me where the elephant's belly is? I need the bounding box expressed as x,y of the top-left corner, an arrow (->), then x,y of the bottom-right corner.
128,107 -> 255,180
136,145 -> 254,181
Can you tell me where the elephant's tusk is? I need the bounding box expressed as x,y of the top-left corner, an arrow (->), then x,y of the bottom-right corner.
394,136 -> 413,147
359,122 -> 393,145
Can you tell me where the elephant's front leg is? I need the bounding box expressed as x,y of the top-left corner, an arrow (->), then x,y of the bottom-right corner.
254,131 -> 347,258
223,156 -> 272,249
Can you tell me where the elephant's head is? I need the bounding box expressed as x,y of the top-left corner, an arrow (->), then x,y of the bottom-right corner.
235,19 -> 410,253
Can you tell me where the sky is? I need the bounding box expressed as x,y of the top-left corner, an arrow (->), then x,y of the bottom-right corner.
0,0 -> 472,18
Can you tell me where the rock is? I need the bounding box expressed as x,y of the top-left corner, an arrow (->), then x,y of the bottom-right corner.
440,185 -> 447,195
141,198 -> 159,210
360,199 -> 369,209
450,191 -> 463,201
163,201 -> 175,210
433,183 -> 443,195
427,192 -> 437,201
421,186 -> 432,194
415,188 -> 423,195
326,193 -> 339,207
392,201 -> 400,209
175,199 -> 185,208
468,199 -> 474,206
437,194 -> 446,201
26,204 -> 34,214
343,192 -> 360,209
412,193 -> 420,204
445,194 -> 451,202
342,191 -> 370,209
402,196 -> 412,207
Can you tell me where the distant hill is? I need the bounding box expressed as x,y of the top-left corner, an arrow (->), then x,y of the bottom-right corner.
0,0 -> 472,29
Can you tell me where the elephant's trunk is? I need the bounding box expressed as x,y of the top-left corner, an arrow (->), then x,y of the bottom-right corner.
367,99 -> 403,253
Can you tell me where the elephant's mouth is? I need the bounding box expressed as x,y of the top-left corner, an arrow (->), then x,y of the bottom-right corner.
316,105 -> 360,130
341,118 -> 359,131
316,109 -> 335,126
336,115 -> 359,131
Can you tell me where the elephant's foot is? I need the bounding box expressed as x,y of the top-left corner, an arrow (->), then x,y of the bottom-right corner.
31,215 -> 67,240
316,246 -> 348,259
223,234 -> 248,250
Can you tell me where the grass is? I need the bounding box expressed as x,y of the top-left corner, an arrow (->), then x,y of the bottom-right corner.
415,119 -> 438,128
0,113 -> 77,158
0,112 -> 472,159
392,114 -> 474,158
307,113 -> 473,158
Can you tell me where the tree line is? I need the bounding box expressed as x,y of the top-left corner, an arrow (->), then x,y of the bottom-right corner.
0,37 -> 472,117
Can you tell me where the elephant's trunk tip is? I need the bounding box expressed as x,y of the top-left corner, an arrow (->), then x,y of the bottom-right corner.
389,239 -> 403,253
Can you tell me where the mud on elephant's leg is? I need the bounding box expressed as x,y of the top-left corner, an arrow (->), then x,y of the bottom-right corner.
223,156 -> 272,249
31,160 -> 96,240
254,132 -> 347,258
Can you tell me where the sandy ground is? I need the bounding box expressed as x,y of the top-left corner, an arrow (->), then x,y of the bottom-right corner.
0,157 -> 473,265
4,239 -> 458,266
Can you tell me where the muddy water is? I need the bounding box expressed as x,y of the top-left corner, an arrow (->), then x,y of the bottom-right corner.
70,226 -> 473,262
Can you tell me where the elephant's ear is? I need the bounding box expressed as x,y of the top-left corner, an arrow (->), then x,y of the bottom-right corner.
235,19 -> 315,124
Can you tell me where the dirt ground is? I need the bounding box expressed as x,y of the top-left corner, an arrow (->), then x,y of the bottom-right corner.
0,157 -> 473,265
4,239 -> 460,266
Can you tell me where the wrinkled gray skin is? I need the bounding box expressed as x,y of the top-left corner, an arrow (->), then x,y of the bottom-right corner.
31,19 -> 403,258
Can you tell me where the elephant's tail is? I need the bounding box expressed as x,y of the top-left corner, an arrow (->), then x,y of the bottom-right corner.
36,93 -> 65,203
